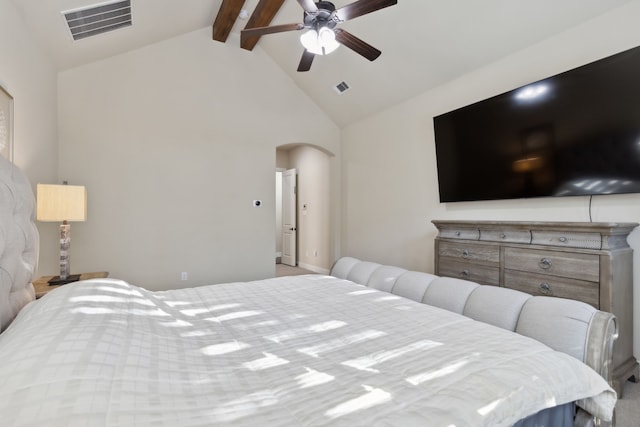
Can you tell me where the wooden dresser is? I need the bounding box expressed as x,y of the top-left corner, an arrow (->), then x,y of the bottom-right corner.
432,220 -> 638,395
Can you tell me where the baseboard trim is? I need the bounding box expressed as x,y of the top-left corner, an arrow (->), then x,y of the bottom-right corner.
298,262 -> 330,275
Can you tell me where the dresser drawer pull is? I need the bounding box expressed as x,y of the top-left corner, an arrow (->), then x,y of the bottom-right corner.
455,231 -> 461,236
558,236 -> 568,243
539,258 -> 552,270
539,282 -> 553,295
500,233 -> 506,239
462,249 -> 470,258
461,270 -> 470,277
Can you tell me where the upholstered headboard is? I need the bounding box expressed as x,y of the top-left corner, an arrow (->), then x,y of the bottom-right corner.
0,156 -> 38,332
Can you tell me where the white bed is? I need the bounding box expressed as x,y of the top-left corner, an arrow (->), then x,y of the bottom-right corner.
0,156 -> 617,426
0,273 -> 616,426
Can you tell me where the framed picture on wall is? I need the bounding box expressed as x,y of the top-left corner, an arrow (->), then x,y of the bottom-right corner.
0,85 -> 14,163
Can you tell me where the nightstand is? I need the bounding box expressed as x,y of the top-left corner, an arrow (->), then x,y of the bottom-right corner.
33,272 -> 109,299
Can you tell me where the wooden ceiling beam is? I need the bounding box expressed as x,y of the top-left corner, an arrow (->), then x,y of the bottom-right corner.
212,0 -> 246,42
240,0 -> 286,51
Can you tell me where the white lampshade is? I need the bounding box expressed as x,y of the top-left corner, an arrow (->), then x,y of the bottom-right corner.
37,184 -> 87,222
300,27 -> 339,56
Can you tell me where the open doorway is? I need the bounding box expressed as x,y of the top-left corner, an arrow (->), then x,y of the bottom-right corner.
276,144 -> 332,274
275,168 -> 297,267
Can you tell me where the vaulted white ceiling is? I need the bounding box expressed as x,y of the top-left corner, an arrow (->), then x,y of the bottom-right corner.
9,0 -> 633,126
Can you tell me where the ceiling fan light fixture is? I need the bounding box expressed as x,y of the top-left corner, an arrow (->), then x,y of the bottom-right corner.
300,27 -> 339,56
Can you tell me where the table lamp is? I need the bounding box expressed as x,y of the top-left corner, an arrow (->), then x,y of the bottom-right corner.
36,183 -> 87,285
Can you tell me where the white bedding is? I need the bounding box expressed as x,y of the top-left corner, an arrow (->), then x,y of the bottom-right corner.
0,274 -> 615,426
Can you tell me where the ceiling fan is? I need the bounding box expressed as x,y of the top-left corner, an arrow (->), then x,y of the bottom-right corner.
241,0 -> 398,72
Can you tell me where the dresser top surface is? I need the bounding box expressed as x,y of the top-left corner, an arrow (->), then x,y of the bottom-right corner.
432,220 -> 639,234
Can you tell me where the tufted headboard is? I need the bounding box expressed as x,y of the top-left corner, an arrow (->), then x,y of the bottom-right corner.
0,156 -> 38,332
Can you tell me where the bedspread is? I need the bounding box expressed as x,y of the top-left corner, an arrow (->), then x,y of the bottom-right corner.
0,275 -> 615,426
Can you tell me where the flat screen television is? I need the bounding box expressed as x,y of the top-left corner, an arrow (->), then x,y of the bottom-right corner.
433,45 -> 640,203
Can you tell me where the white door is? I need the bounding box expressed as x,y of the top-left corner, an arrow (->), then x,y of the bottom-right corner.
282,168 -> 297,266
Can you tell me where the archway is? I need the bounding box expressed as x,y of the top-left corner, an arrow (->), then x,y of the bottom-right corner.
275,143 -> 335,274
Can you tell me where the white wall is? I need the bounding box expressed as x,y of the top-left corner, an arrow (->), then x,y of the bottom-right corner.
275,170 -> 283,259
341,1 -> 640,357
0,0 -> 58,275
57,28 -> 340,290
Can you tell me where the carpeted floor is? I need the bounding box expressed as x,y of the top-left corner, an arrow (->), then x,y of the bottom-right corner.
616,379 -> 640,426
274,263 -> 640,424
275,263 -> 315,276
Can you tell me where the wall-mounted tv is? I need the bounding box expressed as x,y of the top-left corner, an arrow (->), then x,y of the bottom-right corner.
433,45 -> 640,203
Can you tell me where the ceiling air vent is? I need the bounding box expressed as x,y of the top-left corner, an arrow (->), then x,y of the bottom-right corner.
334,81 -> 351,94
63,0 -> 132,41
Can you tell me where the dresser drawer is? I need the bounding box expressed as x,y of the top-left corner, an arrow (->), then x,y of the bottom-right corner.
437,259 -> 500,286
479,229 -> 531,244
530,230 -> 602,249
504,247 -> 599,282
438,227 -> 480,241
438,241 -> 500,265
504,270 -> 599,308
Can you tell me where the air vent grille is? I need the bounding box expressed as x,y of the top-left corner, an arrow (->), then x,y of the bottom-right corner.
63,0 -> 132,41
334,81 -> 350,94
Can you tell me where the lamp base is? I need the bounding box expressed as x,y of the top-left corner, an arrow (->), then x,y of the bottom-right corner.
48,274 -> 81,286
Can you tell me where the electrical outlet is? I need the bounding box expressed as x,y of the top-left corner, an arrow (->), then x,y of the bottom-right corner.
181,272 -> 188,281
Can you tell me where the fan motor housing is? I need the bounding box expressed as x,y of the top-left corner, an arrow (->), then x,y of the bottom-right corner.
304,1 -> 338,28
316,1 -> 336,12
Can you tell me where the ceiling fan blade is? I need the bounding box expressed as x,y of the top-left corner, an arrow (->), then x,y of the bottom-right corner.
336,0 -> 397,22
334,29 -> 381,61
297,50 -> 315,72
297,0 -> 318,13
241,23 -> 304,47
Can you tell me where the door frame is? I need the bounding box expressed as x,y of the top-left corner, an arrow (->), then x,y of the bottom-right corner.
281,168 -> 297,266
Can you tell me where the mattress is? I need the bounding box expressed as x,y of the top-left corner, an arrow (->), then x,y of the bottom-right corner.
0,274 -> 615,426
